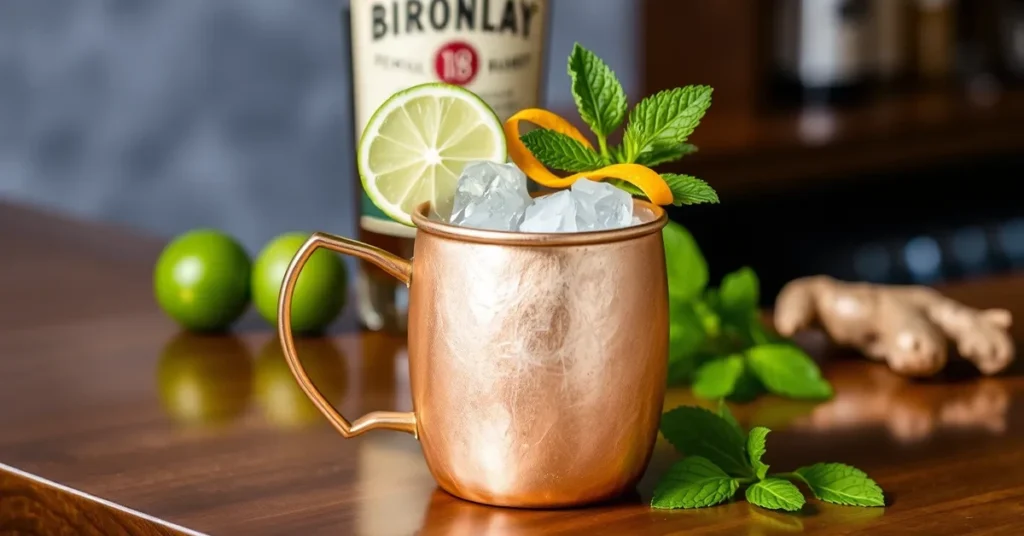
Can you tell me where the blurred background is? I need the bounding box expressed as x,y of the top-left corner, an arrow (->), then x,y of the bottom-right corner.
1,0 -> 1022,304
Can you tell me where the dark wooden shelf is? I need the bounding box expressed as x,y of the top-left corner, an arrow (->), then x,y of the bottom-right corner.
672,87 -> 1024,196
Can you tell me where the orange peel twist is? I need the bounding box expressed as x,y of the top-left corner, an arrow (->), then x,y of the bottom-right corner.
504,109 -> 673,206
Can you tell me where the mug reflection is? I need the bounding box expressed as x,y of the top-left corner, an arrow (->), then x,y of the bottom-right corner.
791,366 -> 1009,442
417,489 -> 639,536
254,337 -> 348,428
156,332 -> 253,427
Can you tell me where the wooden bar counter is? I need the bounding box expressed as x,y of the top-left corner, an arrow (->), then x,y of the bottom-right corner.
1,201 -> 1023,535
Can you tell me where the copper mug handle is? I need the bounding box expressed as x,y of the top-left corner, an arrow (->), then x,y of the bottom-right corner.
277,231 -> 417,437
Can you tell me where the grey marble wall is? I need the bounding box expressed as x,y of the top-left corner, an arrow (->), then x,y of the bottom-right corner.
0,0 -> 637,251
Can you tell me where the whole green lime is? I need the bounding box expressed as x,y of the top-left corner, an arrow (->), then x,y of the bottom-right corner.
154,229 -> 251,331
252,232 -> 347,334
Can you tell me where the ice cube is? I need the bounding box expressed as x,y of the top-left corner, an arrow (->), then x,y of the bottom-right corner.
570,178 -> 634,231
519,190 -> 578,233
448,161 -> 533,231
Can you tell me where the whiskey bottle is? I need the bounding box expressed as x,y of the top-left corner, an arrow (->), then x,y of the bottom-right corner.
342,0 -> 550,333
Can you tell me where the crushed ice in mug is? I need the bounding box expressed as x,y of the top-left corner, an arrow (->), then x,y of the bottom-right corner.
446,161 -> 643,233
448,161 -> 534,231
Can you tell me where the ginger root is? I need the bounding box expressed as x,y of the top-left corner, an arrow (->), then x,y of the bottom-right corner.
774,276 -> 1015,377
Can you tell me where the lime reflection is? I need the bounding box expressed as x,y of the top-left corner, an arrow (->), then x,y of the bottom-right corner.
156,333 -> 253,427
254,337 -> 348,428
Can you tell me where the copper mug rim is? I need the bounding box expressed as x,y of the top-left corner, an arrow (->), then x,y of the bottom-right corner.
411,198 -> 668,246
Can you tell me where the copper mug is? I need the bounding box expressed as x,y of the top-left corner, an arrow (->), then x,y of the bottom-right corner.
277,200 -> 669,508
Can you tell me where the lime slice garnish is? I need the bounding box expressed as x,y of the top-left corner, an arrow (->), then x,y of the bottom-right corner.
357,83 -> 507,226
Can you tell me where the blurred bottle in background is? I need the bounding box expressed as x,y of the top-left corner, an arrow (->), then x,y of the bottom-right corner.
871,0 -> 913,93
994,0 -> 1024,82
772,0 -> 874,106
342,0 -> 550,333
766,0 -> 1021,104
912,0 -> 957,86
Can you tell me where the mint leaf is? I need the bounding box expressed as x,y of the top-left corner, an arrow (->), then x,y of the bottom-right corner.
693,355 -> 745,399
651,456 -> 739,509
668,303 -> 706,385
671,303 -> 706,359
624,86 -> 713,162
746,478 -> 806,512
661,406 -> 751,477
634,142 -> 698,167
520,129 -> 604,172
748,321 -> 786,345
662,174 -> 719,206
719,267 -> 759,318
747,427 -> 770,479
693,298 -> 722,338
793,463 -> 885,507
717,400 -> 744,439
662,221 -> 708,303
746,344 -> 833,400
568,43 -> 627,137
727,362 -> 766,403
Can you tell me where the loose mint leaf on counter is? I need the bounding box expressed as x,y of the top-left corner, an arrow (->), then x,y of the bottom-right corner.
745,478 -> 806,512
520,128 -> 604,172
793,464 -> 885,507
651,456 -> 740,509
654,405 -> 886,513
747,427 -> 771,480
568,43 -> 627,137
746,344 -> 833,400
661,406 -> 751,477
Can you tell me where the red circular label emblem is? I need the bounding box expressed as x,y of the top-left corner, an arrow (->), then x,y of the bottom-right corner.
434,41 -> 479,86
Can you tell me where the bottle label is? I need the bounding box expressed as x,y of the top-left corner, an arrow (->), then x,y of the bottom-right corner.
350,0 -> 548,237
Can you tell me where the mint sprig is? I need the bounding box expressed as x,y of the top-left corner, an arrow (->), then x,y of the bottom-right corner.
661,220 -> 834,402
652,405 -> 886,512
532,43 -> 718,207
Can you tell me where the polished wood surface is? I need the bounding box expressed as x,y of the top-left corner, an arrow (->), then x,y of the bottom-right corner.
2,200 -> 1024,535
